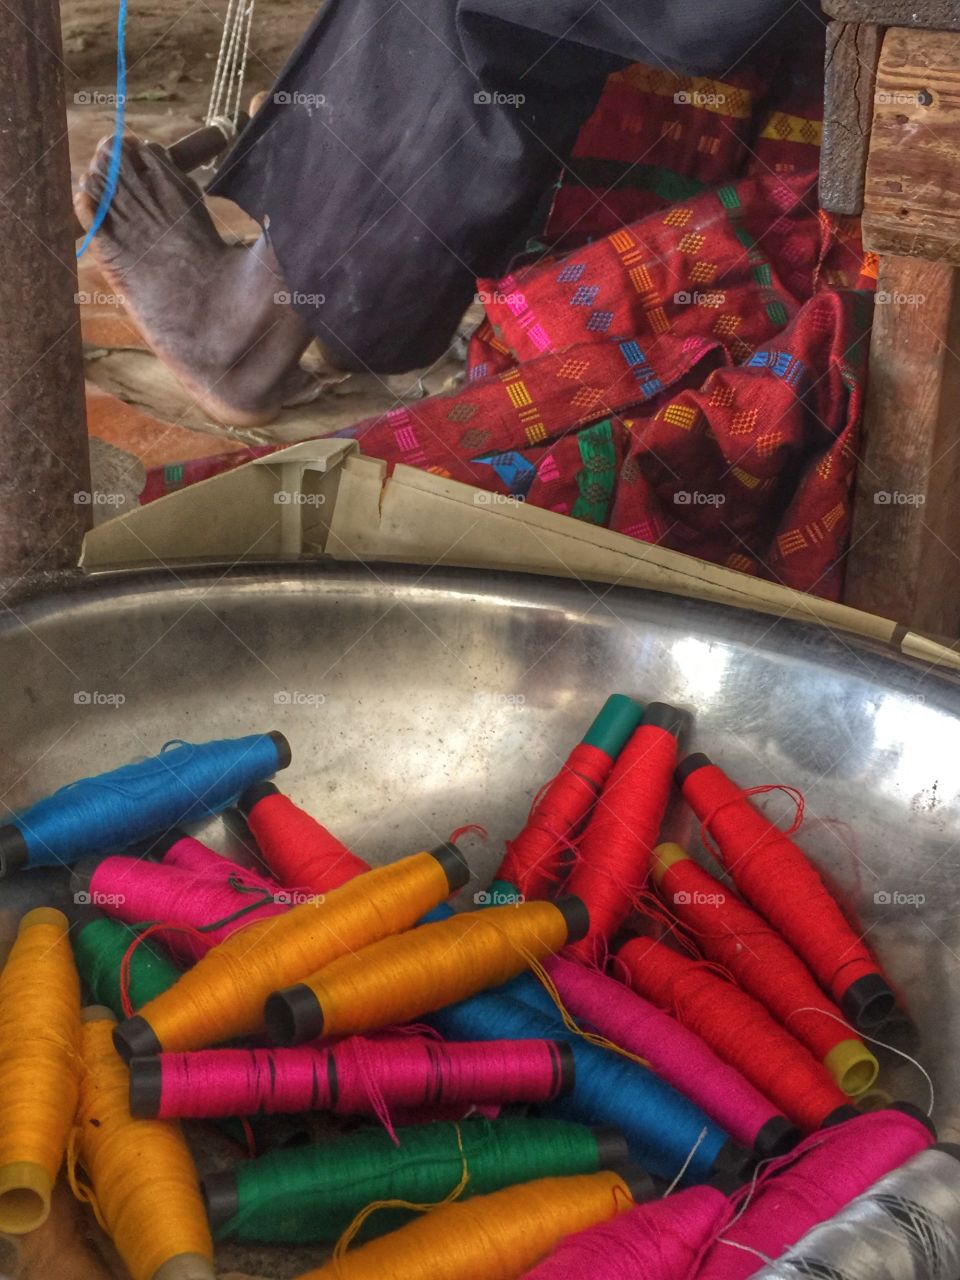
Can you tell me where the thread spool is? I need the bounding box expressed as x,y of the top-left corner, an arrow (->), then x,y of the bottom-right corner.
83,854 -> 287,962
74,1007 -> 215,1280
677,755 -> 896,1030
565,703 -> 684,963
429,988 -> 746,1185
541,954 -> 797,1157
618,936 -> 848,1130
204,1118 -> 632,1243
239,783 -> 370,893
0,908 -> 81,1233
694,1107 -> 936,1280
158,830 -> 282,895
749,1145 -> 960,1280
291,1169 -> 641,1280
653,843 -> 878,1095
73,914 -> 182,1017
114,844 -> 469,1058
0,732 -> 290,877
494,695 -> 644,900
521,1182 -> 732,1279
129,1034 -> 574,1119
266,897 -> 589,1045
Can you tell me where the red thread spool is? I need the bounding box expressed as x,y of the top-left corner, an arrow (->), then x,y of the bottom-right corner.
677,755 -> 896,1030
617,937 -> 849,1131
239,783 -> 369,893
652,843 -> 878,1096
565,704 -> 683,963
497,695 -> 644,899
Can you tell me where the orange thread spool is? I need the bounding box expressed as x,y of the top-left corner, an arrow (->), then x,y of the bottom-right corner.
114,845 -> 468,1059
266,897 -> 588,1045
652,843 -> 878,1095
0,907 -> 80,1234
294,1170 -> 635,1280
71,1007 -> 214,1280
618,936 -> 849,1131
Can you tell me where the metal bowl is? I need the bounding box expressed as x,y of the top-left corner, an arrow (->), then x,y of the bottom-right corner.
1,563 -> 958,1272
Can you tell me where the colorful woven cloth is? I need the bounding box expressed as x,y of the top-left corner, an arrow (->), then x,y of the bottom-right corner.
342,44 -> 875,600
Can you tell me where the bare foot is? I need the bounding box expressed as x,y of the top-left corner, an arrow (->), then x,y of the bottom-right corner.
76,136 -> 316,426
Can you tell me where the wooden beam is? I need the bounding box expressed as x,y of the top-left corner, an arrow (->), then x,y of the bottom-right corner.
862,27 -> 960,265
845,255 -> 960,636
820,21 -> 883,216
824,0 -> 960,30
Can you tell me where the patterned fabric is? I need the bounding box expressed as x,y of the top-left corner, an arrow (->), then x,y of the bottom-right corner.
342,42 -> 875,600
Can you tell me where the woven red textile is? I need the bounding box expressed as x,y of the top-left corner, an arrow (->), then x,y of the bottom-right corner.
353,44 -> 875,600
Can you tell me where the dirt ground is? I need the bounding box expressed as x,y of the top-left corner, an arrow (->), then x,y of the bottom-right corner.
61,0 -> 311,119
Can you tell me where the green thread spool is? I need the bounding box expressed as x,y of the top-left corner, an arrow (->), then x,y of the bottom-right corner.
73,917 -> 181,1017
205,1117 -> 630,1244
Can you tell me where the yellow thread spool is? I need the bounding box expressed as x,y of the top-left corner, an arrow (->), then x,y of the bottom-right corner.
0,907 -> 80,1234
73,1006 -> 214,1280
295,1170 -> 633,1280
266,897 -> 588,1044
115,846 -> 467,1058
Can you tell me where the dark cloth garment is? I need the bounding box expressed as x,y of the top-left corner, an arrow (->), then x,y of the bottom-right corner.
210,0 -> 821,372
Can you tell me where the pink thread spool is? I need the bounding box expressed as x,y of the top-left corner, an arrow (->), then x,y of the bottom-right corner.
695,1107 -> 935,1280
543,955 -> 797,1157
522,1184 -> 731,1279
157,829 -> 282,898
128,1035 -> 575,1121
87,854 -> 287,962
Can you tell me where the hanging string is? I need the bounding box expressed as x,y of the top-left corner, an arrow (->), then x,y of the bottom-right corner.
76,0 -> 128,258
206,0 -> 256,133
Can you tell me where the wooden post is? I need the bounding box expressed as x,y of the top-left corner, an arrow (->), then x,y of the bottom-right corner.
0,0 -> 91,581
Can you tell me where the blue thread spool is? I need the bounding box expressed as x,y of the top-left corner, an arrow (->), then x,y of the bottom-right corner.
0,732 -> 290,876
429,987 -> 748,1185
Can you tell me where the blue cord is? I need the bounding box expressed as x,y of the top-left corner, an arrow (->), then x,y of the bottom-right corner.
76,0 -> 128,258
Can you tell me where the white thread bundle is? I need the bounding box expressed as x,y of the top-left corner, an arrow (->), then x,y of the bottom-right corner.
749,1148 -> 960,1280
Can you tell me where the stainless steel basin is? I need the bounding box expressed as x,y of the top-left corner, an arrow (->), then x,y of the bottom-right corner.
1,563 -> 958,1274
